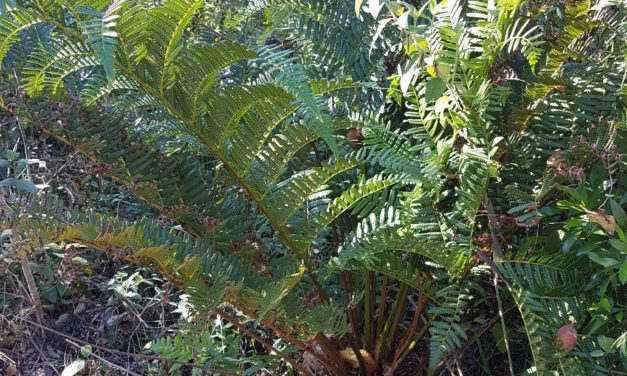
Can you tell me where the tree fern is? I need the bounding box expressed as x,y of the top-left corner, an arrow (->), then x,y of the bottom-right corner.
1,0 -> 625,374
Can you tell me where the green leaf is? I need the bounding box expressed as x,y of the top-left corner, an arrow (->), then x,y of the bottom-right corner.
616,225 -> 625,241
492,323 -> 507,353
2,150 -> 19,161
57,283 -> 69,298
562,234 -> 578,252
435,63 -> 451,81
559,185 -> 585,204
40,282 -> 58,304
609,239 -> 627,254
597,335 -> 615,353
243,365 -> 265,376
0,178 -> 39,193
0,10 -> 39,65
577,250 -> 618,267
37,263 -> 54,280
610,199 -> 626,227
425,78 -> 446,103
80,344 -> 92,358
17,179 -> 38,193
619,260 -> 627,284
256,49 -> 339,156
599,297 -> 612,312
61,359 -> 86,376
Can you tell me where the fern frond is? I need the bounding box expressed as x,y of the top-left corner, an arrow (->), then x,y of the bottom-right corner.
23,38 -> 99,96
78,0 -> 123,83
358,124 -> 424,181
296,173 -> 401,250
428,283 -> 472,375
145,0 -> 204,95
0,9 -> 39,67
256,46 -> 339,154
265,156 -> 361,224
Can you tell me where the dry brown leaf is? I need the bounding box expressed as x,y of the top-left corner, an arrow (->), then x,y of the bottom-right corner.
347,128 -> 364,148
302,343 -> 327,375
584,209 -> 616,235
339,348 -> 376,373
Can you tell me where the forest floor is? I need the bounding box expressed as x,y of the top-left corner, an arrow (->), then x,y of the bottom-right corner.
0,250 -> 529,376
0,249 -> 183,376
